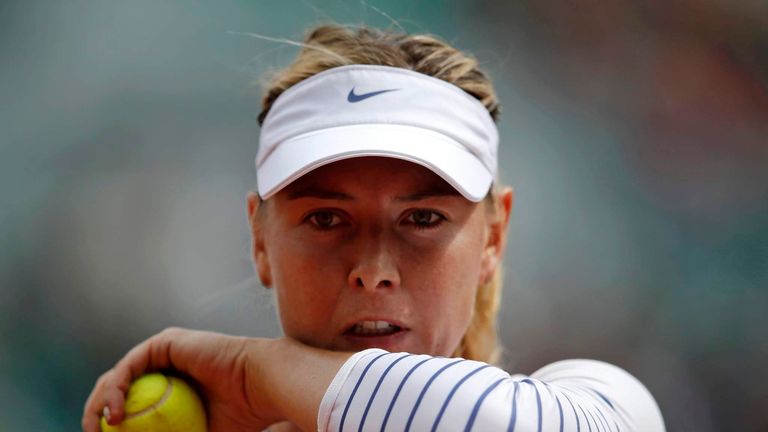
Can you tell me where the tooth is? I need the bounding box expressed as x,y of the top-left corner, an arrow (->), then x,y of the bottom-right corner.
350,320 -> 400,336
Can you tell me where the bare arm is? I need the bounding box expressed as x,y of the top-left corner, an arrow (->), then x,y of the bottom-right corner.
82,328 -> 351,432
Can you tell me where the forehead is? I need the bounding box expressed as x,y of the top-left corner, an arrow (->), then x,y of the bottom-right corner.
279,157 -> 461,198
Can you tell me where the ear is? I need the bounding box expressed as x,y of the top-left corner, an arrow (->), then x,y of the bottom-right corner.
247,192 -> 273,288
479,186 -> 514,285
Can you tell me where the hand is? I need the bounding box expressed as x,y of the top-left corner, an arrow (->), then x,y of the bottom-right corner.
82,327 -> 279,432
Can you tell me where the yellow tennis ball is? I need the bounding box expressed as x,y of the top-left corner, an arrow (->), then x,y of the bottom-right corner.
101,373 -> 207,432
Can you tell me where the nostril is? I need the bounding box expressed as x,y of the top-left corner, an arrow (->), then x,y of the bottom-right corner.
354,277 -> 394,289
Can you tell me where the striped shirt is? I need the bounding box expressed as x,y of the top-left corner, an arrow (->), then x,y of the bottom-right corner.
318,349 -> 665,432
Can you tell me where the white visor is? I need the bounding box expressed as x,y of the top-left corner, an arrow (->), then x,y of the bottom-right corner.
256,64 -> 498,202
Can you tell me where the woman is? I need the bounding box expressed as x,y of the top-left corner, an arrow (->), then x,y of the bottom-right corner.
82,25 -> 665,431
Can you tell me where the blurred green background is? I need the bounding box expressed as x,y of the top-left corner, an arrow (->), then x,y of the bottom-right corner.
1,0 -> 766,430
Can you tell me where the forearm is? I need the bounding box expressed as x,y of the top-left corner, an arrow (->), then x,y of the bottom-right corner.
250,338 -> 353,432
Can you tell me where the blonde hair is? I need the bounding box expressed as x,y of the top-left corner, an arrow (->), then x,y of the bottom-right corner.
256,24 -> 504,364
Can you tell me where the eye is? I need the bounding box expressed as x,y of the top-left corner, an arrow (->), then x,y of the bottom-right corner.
405,209 -> 445,230
304,210 -> 344,230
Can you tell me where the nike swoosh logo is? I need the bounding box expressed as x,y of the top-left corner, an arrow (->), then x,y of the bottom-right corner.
347,87 -> 400,103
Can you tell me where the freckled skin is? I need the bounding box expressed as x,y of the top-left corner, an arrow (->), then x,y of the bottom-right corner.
249,157 -> 505,357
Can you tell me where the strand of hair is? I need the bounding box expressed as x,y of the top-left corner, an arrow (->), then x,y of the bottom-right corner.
359,0 -> 407,33
226,30 -> 350,64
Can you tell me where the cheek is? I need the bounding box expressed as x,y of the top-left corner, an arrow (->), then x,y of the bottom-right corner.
412,228 -> 485,354
269,238 -> 344,346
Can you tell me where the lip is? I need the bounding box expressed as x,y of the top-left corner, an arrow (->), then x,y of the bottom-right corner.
340,317 -> 411,352
342,329 -> 410,352
341,317 -> 410,334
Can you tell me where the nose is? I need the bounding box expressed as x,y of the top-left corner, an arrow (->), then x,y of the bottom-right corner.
347,234 -> 401,292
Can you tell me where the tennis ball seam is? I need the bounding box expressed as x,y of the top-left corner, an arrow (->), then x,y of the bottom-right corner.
124,375 -> 174,420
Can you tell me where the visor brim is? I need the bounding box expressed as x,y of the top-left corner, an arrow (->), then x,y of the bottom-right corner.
257,124 -> 493,202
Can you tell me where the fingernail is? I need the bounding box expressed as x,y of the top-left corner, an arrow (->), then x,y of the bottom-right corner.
103,406 -> 111,422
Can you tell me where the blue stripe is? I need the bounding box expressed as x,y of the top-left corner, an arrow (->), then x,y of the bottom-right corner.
594,405 -> 612,432
357,353 -> 410,432
577,403 -> 593,432
404,359 -> 465,432
555,394 -> 564,432
589,388 -> 615,410
380,357 -> 434,432
522,379 -> 543,432
431,365 -> 491,431
339,352 -> 391,432
463,377 -> 505,432
586,409 -> 602,432
507,382 -> 520,432
587,387 -> 619,432
562,392 -> 581,432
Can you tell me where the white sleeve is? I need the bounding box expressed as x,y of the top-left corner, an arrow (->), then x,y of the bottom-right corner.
317,349 -> 665,432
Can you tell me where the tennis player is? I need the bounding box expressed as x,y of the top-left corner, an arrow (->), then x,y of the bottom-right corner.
82,25 -> 665,431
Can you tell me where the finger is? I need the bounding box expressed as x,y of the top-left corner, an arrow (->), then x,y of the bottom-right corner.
99,363 -> 140,427
83,328 -> 190,432
105,332 -> 175,424
81,411 -> 99,432
82,335 -> 167,431
101,373 -> 128,426
82,371 -> 113,432
81,400 -> 101,432
115,328 -> 178,378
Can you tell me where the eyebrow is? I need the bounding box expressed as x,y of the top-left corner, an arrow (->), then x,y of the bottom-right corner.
394,188 -> 462,202
287,187 -> 354,201
286,186 -> 461,201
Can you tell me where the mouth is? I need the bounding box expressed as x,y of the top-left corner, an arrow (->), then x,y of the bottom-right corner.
343,320 -> 407,337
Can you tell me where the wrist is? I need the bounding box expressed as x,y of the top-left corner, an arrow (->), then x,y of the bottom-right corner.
243,337 -> 287,426
249,337 -> 353,431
